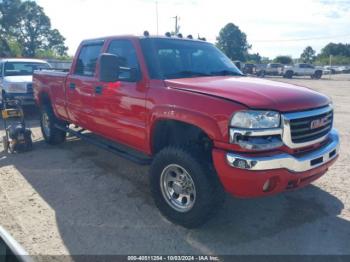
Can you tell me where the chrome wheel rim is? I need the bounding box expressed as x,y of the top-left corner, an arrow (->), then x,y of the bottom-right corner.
42,112 -> 51,137
160,164 -> 196,213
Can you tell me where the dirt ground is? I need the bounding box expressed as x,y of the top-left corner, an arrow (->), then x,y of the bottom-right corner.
0,74 -> 350,256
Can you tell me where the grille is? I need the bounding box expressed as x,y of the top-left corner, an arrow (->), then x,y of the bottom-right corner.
27,83 -> 33,93
290,110 -> 333,144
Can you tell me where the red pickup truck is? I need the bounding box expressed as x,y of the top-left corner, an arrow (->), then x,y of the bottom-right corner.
33,35 -> 339,228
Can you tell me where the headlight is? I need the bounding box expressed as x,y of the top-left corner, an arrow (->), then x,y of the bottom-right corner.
230,110 -> 281,129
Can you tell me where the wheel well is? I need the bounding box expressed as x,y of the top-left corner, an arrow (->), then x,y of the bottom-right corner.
151,120 -> 213,159
39,92 -> 51,107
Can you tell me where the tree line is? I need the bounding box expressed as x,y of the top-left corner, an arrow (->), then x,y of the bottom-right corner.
216,23 -> 350,65
0,0 -> 68,59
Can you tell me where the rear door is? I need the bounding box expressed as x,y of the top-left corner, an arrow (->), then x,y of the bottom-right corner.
305,64 -> 315,75
66,41 -> 104,129
93,39 -> 148,151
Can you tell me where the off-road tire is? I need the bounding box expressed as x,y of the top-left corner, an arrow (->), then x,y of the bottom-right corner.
149,147 -> 225,228
40,104 -> 66,145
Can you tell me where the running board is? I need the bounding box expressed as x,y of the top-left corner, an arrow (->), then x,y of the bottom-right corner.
55,124 -> 152,165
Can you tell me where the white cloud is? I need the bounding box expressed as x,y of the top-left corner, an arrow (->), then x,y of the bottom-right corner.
37,0 -> 350,58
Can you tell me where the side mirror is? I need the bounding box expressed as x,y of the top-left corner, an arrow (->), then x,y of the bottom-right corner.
99,53 -> 120,82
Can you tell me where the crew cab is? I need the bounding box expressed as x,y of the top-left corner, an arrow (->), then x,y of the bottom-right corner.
283,63 -> 323,79
33,35 -> 340,228
0,58 -> 51,106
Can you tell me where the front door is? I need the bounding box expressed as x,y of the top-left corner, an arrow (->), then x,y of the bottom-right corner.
93,39 -> 148,151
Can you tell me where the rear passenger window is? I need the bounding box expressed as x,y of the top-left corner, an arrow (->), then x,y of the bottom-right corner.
75,43 -> 103,76
107,40 -> 141,82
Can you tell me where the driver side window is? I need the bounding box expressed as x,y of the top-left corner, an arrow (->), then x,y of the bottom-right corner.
107,40 -> 141,82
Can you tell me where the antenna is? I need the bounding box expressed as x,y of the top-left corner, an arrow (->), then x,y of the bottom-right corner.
155,1 -> 159,35
172,15 -> 180,35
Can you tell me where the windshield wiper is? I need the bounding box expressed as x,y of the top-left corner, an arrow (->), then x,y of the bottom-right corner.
210,70 -> 244,76
166,70 -> 212,78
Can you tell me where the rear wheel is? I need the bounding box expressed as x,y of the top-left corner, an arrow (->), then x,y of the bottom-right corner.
149,147 -> 224,228
285,70 -> 293,79
313,70 -> 322,79
40,104 -> 66,145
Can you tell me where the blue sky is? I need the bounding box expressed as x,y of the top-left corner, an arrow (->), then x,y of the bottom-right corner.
36,0 -> 350,58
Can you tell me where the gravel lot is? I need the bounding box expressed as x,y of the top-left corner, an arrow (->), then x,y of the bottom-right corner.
0,74 -> 350,256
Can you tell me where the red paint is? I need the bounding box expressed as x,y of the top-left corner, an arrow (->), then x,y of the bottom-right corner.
33,35 -> 337,198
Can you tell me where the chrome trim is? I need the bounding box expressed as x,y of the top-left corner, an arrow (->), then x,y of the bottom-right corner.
281,105 -> 333,149
283,105 -> 333,120
229,128 -> 282,143
226,129 -> 339,172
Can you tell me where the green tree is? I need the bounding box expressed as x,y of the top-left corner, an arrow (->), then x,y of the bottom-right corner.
320,43 -> 350,57
300,46 -> 316,63
0,0 -> 67,57
273,55 -> 293,65
216,23 -> 251,61
245,52 -> 261,63
0,0 -> 22,56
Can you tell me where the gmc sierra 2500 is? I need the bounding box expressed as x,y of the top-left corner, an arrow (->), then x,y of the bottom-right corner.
33,35 -> 339,228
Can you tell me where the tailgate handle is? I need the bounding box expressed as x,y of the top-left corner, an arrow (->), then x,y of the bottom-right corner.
69,83 -> 76,90
95,86 -> 103,95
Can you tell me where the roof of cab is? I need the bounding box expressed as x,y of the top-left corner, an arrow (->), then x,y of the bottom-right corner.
81,34 -> 207,44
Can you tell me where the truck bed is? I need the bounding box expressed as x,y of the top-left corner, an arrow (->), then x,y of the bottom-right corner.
33,70 -> 69,120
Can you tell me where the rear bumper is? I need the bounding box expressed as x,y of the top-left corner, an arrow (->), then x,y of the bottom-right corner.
213,129 -> 340,198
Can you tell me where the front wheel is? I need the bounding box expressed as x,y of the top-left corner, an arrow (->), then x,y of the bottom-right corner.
40,105 -> 67,145
149,147 -> 224,228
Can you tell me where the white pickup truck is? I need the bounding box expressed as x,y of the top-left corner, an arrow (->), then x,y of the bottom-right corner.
0,58 -> 51,106
283,63 -> 323,79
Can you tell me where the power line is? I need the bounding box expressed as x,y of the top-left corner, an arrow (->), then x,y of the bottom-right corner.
251,34 -> 350,43
200,34 -> 350,44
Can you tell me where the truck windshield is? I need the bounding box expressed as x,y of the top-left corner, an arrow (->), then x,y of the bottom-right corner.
140,38 -> 243,79
4,62 -> 51,77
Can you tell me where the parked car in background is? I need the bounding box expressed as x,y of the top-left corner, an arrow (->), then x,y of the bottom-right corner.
256,63 -> 284,77
0,58 -> 51,106
338,65 -> 350,74
242,63 -> 256,75
283,63 -> 323,79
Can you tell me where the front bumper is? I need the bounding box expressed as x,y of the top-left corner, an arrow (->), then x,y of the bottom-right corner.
3,92 -> 35,105
213,129 -> 340,198
227,129 -> 339,172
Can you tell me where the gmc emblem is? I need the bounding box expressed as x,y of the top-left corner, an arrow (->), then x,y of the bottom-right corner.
310,117 -> 329,130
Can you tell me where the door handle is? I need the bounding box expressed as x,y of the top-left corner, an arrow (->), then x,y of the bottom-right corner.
95,86 -> 103,95
69,83 -> 76,90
